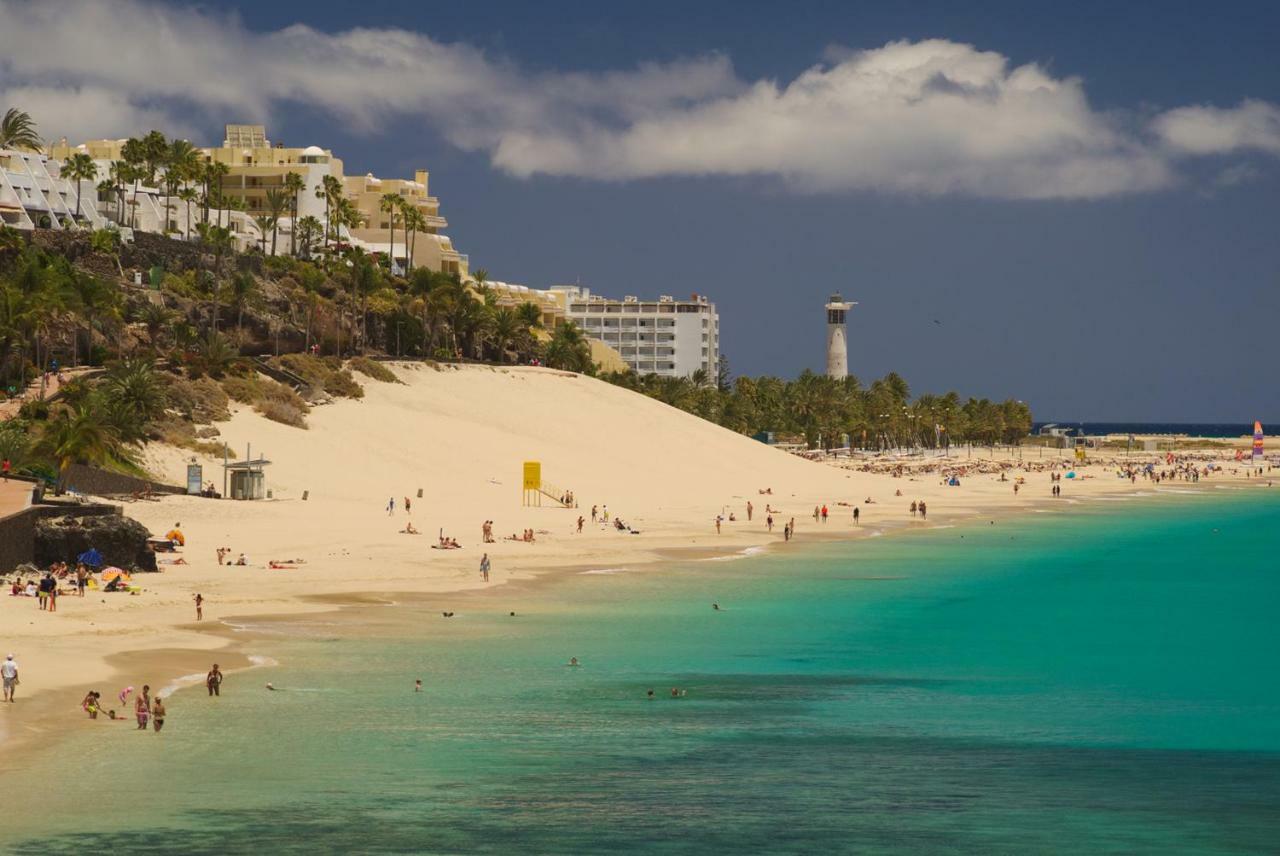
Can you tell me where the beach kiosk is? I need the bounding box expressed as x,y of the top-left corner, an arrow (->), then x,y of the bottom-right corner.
223,454 -> 271,500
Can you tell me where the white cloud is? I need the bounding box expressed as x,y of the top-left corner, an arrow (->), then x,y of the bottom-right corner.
1153,99 -> 1280,155
0,0 -> 1275,198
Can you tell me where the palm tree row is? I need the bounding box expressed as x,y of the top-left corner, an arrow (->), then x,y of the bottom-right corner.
600,368 -> 1033,450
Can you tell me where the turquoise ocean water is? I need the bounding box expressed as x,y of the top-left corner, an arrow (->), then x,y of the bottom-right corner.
8,491 -> 1280,854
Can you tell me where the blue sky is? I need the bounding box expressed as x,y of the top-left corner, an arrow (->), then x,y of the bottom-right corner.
3,1 -> 1278,421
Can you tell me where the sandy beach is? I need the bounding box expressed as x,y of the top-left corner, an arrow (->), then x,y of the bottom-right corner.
1,363 -> 1271,758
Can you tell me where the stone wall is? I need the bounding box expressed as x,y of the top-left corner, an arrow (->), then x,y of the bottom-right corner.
63,464 -> 185,498
0,507 -> 38,572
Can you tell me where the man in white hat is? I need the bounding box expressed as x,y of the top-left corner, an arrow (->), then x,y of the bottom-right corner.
1,654 -> 17,702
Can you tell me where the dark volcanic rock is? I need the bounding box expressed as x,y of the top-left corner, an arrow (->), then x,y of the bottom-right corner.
35,513 -> 157,571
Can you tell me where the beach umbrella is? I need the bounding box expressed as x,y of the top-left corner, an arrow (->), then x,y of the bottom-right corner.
77,548 -> 104,567
100,568 -> 131,585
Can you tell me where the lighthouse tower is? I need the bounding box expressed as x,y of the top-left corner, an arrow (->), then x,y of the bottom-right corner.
824,293 -> 855,379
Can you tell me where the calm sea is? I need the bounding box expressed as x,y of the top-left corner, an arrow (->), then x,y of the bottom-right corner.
7,490 -> 1280,854
1032,422 -> 1261,438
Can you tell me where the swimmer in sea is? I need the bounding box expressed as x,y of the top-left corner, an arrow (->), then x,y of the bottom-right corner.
265,683 -> 278,691
415,680 -> 422,692
712,602 -> 720,611
568,657 -> 580,667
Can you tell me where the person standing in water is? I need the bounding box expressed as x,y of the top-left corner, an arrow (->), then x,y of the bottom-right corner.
206,664 -> 223,697
152,696 -> 166,732
135,685 -> 151,730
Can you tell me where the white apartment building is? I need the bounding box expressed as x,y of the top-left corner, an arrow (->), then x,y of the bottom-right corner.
550,287 -> 719,379
0,146 -> 109,232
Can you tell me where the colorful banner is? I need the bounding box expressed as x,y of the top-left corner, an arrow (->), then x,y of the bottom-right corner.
1253,421 -> 1264,461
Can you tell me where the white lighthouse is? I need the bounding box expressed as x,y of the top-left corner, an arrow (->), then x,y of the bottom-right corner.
824,293 -> 855,379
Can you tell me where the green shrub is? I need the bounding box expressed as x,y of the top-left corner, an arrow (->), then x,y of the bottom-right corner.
161,270 -> 201,300
270,353 -> 364,399
323,369 -> 363,399
258,400 -> 307,428
164,375 -> 230,423
273,353 -> 330,387
221,375 -> 262,404
258,380 -> 309,411
348,356 -> 397,383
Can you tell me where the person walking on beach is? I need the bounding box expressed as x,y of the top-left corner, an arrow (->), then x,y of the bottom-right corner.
576,515 -> 584,534
766,514 -> 774,532
47,578 -> 57,613
821,505 -> 829,523
591,505 -> 598,523
715,516 -> 722,534
194,593 -> 203,621
152,696 -> 166,733
135,685 -> 151,730
387,497 -> 395,516
747,501 -> 753,522
76,564 -> 87,597
479,553 -> 491,583
404,496 -> 411,514
2,654 -> 17,703
919,501 -> 927,520
206,664 -> 223,697
853,506 -> 860,525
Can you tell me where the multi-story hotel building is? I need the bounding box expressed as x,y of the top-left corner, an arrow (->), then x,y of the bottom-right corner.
344,170 -> 467,277
48,125 -> 470,274
549,287 -> 720,379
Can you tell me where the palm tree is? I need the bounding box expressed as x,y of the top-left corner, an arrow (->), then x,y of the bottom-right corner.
334,196 -> 363,248
102,356 -> 166,425
0,108 -> 42,151
120,138 -> 146,228
192,331 -> 239,379
198,224 -> 233,331
283,171 -> 305,257
60,153 -> 98,223
264,188 -> 288,256
379,192 -> 401,272
138,302 -> 174,348
318,174 -> 343,254
229,270 -> 256,345
516,301 -> 543,329
107,160 -> 130,224
32,402 -> 119,492
488,306 -> 522,363
140,131 -> 168,188
164,139 -> 199,235
252,214 -> 274,254
203,161 -> 229,226
401,205 -> 425,274
96,178 -> 117,223
177,186 -> 198,238
296,215 -> 322,260
544,322 -> 593,373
